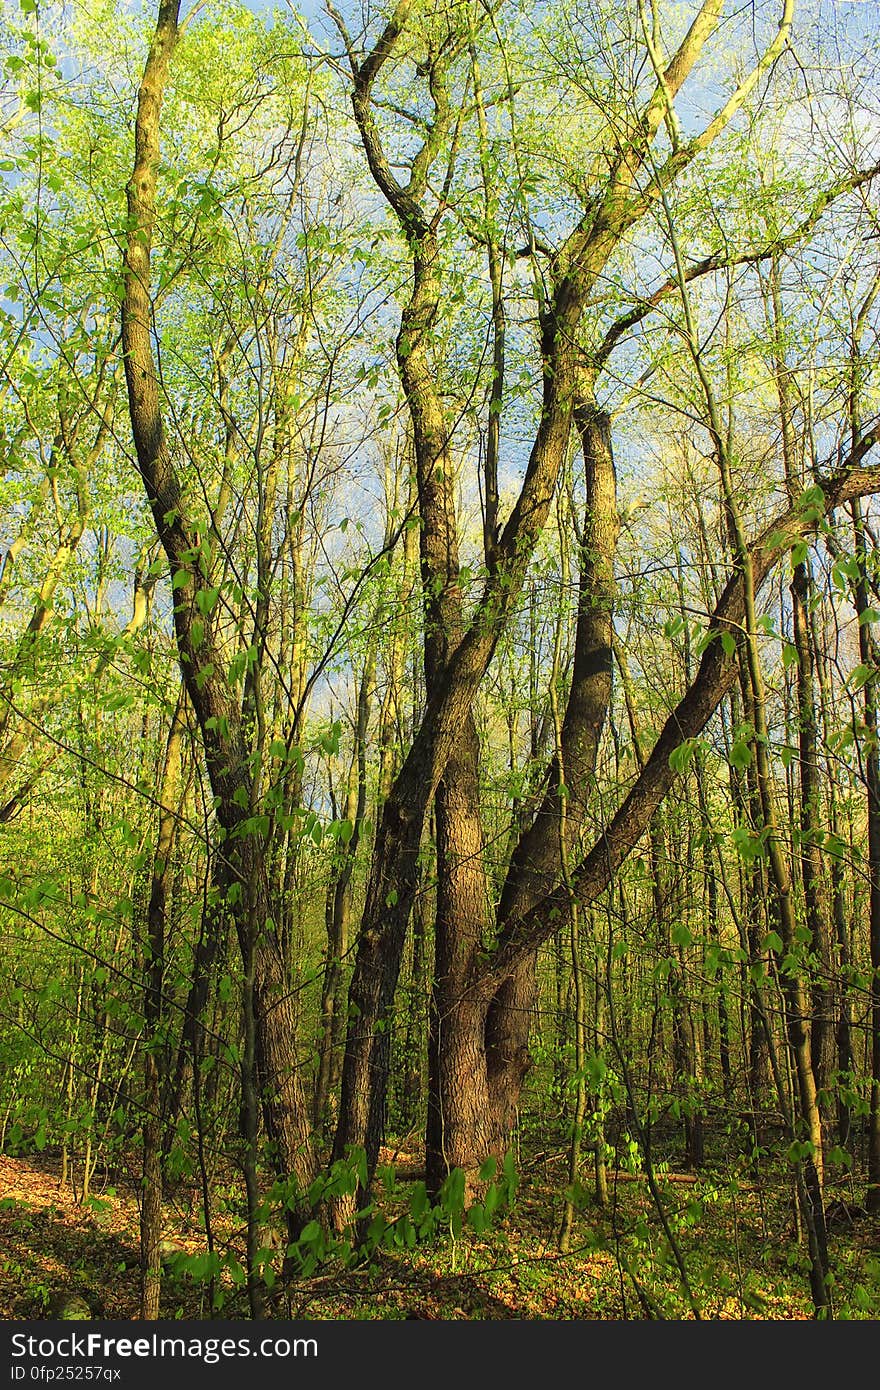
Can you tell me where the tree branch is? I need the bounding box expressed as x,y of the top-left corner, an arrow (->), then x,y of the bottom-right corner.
593,158 -> 880,369
477,422 -> 880,993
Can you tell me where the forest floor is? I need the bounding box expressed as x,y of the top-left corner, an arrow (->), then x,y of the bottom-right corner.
2,1145 -> 880,1320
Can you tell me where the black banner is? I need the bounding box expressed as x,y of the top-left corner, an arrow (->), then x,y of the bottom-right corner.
0,1313 -> 848,1387
0,1318 -> 697,1385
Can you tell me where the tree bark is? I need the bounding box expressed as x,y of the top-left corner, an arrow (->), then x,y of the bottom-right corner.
140,693 -> 185,1320
852,500 -> 880,1210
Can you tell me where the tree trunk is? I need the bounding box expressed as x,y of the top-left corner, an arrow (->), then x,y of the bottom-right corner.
852,500 -> 880,1211
121,0 -> 316,1232
140,693 -> 185,1319
480,401 -> 618,1171
314,644 -> 375,1134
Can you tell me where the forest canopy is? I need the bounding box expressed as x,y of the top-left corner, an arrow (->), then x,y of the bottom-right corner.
1,0 -> 880,1321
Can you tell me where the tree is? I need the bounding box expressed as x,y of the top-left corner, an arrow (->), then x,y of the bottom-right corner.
3,0 -> 880,1322
325,0 -> 880,1229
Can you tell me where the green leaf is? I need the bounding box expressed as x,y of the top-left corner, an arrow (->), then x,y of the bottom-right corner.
409,1183 -> 428,1221
790,541 -> 809,568
669,739 -> 697,774
195,586 -> 220,616
847,664 -> 876,691
441,1167 -> 466,1216
103,691 -> 130,712
798,484 -> 825,515
786,1139 -> 814,1164
732,825 -> 764,861
822,832 -> 847,861
729,739 -> 752,770
467,1204 -> 487,1233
